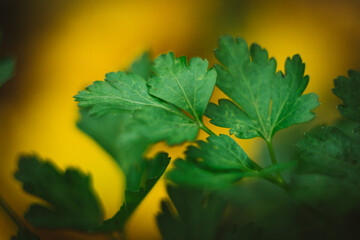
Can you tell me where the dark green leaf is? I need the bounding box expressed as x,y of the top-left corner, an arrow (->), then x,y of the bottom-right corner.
0,56 -> 15,87
96,152 -> 170,232
0,57 -> 15,87
167,134 -> 292,189
186,134 -> 256,171
15,155 -> 103,231
77,109 -> 132,163
157,185 -> 227,240
292,126 -> 360,216
296,126 -> 360,177
332,70 -> 360,125
167,135 -> 258,189
0,31 -> 15,87
167,159 -> 244,189
77,108 -> 174,189
206,36 -> 319,141
148,52 -> 217,120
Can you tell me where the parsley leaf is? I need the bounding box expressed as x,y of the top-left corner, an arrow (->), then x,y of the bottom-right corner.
292,126 -> 360,216
77,54 -> 171,232
206,36 -> 319,141
78,108 -> 171,232
75,71 -> 167,115
77,109 -> 132,164
15,155 -> 103,231
185,134 -> 256,171
77,110 -> 149,188
75,66 -> 199,145
96,152 -> 170,232
148,52 -> 217,121
122,107 -> 199,145
167,135 -> 291,189
168,159 -> 245,189
296,126 -> 360,176
332,70 -> 360,130
129,51 -> 152,80
0,56 -> 15,87
167,135 -> 256,189
0,32 -> 15,87
157,185 -> 227,240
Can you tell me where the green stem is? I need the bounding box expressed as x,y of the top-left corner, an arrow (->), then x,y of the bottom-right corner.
199,121 -> 216,136
263,174 -> 290,191
266,140 -> 285,184
0,194 -> 27,230
251,162 -> 289,191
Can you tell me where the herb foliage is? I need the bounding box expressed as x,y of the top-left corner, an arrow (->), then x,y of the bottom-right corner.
1,35 -> 360,239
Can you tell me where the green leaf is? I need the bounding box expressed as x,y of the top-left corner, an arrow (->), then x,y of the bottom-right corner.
0,56 -> 15,87
157,185 -> 227,240
15,155 -> 103,231
206,36 -> 319,141
296,126 -> 360,177
77,53 -> 172,232
75,71 -> 165,115
292,126 -> 360,216
167,135 -> 259,189
96,152 -> 170,232
11,229 -> 40,240
148,52 -> 217,120
167,159 -> 244,189
0,31 -> 15,87
129,51 -> 152,80
126,107 -> 199,145
75,70 -> 199,145
167,134 -> 293,189
77,109 -> 132,163
332,70 -> 360,125
77,108 -> 173,188
186,134 -> 256,171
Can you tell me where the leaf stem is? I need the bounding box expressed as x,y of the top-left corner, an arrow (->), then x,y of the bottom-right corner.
266,140 -> 286,184
0,194 -> 28,230
199,122 -> 216,136
251,162 -> 289,191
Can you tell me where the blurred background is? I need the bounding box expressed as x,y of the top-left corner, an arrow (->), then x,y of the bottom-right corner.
0,0 -> 359,239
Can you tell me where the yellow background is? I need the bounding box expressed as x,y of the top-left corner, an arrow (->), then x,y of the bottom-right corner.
0,0 -> 359,239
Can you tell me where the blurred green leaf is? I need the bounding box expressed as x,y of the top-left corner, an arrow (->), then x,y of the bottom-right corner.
129,51 -> 152,80
0,56 -> 15,87
168,159 -> 244,189
292,126 -> 360,217
333,70 -> 360,131
15,155 -> 103,231
0,31 -> 15,87
157,185 -> 227,240
97,152 -> 170,232
77,53 -> 172,232
296,126 -> 360,178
